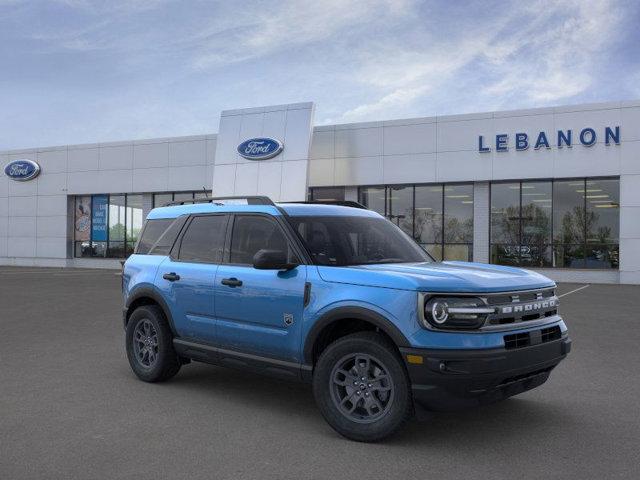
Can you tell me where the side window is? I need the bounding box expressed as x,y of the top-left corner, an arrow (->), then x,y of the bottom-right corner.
177,215 -> 227,263
148,215 -> 188,255
136,219 -> 173,254
229,215 -> 294,265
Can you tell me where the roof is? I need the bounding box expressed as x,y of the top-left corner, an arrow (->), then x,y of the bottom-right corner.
146,202 -> 380,220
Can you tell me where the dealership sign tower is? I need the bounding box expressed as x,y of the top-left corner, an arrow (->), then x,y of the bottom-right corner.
212,102 -> 315,202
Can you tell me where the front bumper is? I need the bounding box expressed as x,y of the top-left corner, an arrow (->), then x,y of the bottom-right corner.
400,334 -> 571,411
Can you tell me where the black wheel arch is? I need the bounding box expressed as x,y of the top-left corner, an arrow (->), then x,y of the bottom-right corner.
303,306 -> 410,365
124,287 -> 177,336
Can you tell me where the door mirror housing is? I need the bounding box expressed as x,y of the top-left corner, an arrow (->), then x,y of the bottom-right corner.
253,249 -> 298,270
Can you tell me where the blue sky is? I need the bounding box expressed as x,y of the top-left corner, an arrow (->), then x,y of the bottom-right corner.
1,0 -> 639,150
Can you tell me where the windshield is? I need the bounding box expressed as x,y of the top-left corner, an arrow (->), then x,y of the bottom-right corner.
288,215 -> 432,266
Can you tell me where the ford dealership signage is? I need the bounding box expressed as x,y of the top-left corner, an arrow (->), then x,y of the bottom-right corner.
4,159 -> 41,181
237,138 -> 283,160
478,126 -> 620,152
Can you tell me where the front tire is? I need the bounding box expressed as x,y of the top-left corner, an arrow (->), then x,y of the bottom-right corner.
313,332 -> 413,442
126,305 -> 181,382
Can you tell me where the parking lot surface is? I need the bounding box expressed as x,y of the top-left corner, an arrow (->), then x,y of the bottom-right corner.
1,267 -> 639,480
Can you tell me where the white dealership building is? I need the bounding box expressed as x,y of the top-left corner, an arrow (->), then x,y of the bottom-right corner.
1,100 -> 639,284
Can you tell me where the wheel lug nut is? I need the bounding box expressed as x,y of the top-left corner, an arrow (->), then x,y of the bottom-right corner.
368,384 -> 372,388
365,392 -> 369,396
361,377 -> 366,381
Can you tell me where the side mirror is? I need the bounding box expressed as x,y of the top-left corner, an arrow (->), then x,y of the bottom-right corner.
253,249 -> 298,270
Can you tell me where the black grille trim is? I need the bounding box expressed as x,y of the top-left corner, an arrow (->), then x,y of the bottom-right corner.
504,326 -> 562,350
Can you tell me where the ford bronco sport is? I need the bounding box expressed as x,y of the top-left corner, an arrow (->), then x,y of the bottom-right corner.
122,196 -> 570,441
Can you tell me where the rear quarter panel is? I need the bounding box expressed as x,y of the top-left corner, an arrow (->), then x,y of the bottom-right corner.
122,254 -> 166,306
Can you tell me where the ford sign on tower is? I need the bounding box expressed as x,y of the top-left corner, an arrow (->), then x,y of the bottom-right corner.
237,138 -> 283,160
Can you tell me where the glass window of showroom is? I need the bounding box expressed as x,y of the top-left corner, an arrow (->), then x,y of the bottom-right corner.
490,178 -> 619,269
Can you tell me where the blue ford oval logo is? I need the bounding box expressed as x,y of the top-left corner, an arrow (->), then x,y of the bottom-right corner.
4,159 -> 41,181
237,137 -> 283,160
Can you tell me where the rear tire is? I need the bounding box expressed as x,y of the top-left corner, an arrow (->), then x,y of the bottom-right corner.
126,305 -> 181,382
313,331 -> 413,442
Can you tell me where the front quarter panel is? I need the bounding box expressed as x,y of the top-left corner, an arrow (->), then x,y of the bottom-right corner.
302,267 -> 420,354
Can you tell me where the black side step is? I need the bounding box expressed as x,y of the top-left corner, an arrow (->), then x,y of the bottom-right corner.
173,338 -> 312,382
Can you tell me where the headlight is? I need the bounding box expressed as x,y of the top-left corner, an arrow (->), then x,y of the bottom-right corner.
422,296 -> 495,330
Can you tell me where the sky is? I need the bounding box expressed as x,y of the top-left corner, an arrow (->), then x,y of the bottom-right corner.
0,0 -> 639,150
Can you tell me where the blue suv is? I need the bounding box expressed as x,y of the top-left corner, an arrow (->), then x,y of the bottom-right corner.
122,196 -> 570,441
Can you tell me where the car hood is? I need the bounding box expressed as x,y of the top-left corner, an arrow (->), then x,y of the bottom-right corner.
316,261 -> 555,293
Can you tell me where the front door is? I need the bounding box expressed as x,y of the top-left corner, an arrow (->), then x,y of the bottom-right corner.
214,214 -> 307,362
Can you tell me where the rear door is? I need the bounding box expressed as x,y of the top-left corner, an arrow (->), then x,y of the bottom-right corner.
214,214 -> 307,362
156,214 -> 229,343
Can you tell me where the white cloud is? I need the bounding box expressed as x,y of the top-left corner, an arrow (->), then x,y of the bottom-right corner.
334,0 -> 625,122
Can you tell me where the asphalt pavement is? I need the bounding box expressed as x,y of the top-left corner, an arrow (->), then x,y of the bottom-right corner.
0,267 -> 639,479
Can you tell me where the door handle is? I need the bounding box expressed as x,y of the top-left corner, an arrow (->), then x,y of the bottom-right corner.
163,272 -> 181,282
221,277 -> 243,287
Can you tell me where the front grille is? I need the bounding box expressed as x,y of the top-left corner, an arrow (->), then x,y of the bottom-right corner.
485,288 -> 558,327
504,332 -> 530,349
504,325 -> 562,350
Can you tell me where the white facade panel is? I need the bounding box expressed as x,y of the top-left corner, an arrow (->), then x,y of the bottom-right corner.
8,195 -> 36,216
491,145 -> 554,180
132,167 -> 169,192
437,118 -> 493,152
334,156 -> 383,186
167,165 -> 208,191
552,141 -> 620,178
7,236 -> 36,257
37,195 -> 67,217
36,149 -> 68,173
620,140 -> 640,175
280,160 -> 309,201
169,139 -> 207,167
310,130 -> 334,160
335,127 -> 382,158
8,216 -> 37,237
620,106 -> 640,142
282,107 -> 314,163
99,144 -> 133,170
212,164 -> 237,196
68,147 -> 100,172
308,158 -> 335,186
234,162 -> 259,195
437,150 -> 492,182
382,153 -> 436,185
133,142 -> 169,169
36,237 -> 67,258
37,172 -> 67,196
383,123 -> 437,155
8,177 -> 38,196
97,169 -> 133,193
67,171 -> 102,195
36,215 -> 68,237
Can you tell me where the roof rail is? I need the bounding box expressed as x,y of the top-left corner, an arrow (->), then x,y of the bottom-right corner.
165,196 -> 276,207
281,200 -> 368,209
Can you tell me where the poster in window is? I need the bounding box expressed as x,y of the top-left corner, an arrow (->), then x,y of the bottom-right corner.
74,196 -> 91,241
91,195 -> 108,242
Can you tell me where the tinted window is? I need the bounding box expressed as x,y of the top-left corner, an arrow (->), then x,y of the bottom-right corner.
359,187 -> 385,215
148,216 -> 188,255
230,215 -> 292,264
387,186 -> 413,237
290,215 -> 430,266
178,215 -> 227,263
310,187 -> 345,201
136,219 -> 173,254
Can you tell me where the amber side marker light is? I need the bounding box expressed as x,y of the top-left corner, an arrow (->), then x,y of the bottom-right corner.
406,355 -> 424,365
